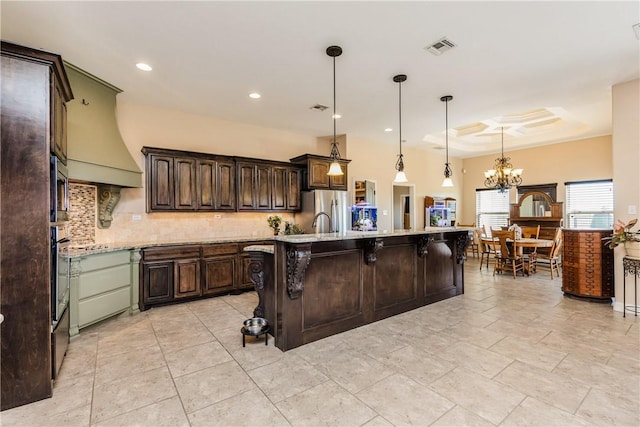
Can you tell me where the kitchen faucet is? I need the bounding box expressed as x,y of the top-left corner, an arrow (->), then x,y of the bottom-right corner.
312,212 -> 333,233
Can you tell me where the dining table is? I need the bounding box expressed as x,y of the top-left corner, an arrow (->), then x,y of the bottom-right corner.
481,236 -> 554,275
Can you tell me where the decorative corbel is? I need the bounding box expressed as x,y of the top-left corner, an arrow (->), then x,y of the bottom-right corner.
455,232 -> 471,264
286,243 -> 312,299
97,184 -> 122,229
248,252 -> 266,318
417,236 -> 434,257
365,238 -> 384,265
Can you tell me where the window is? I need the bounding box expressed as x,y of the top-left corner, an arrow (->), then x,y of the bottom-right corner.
476,189 -> 510,236
565,180 -> 613,229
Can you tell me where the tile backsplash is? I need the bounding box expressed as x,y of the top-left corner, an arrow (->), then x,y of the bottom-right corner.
69,183 -> 96,246
69,184 -> 297,246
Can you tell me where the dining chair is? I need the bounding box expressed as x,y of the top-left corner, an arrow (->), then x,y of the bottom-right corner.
467,228 -> 480,258
536,228 -> 563,279
520,225 -> 540,273
491,229 -> 525,278
479,225 -> 496,270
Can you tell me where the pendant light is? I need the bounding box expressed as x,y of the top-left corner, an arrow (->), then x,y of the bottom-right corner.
393,74 -> 408,183
440,95 -> 454,187
326,45 -> 344,176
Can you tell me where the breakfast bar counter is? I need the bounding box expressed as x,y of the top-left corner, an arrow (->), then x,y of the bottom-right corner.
246,229 -> 469,351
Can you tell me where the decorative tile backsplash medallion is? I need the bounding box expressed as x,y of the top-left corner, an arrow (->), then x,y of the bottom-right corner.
69,183 -> 96,246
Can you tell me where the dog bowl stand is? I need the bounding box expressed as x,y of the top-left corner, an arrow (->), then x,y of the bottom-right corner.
241,326 -> 270,347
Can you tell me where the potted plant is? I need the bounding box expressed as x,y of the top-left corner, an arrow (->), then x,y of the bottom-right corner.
284,221 -> 304,235
602,218 -> 640,257
267,215 -> 282,235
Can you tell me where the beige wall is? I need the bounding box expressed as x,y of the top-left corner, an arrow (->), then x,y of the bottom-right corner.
612,78 -> 640,313
94,101 -> 463,243
457,135 -> 613,226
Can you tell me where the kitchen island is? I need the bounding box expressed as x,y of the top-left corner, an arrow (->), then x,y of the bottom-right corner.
246,228 -> 469,351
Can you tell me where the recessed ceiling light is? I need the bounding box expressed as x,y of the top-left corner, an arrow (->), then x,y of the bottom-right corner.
332,114 -> 342,119
384,128 -> 393,132
249,92 -> 261,99
136,63 -> 152,71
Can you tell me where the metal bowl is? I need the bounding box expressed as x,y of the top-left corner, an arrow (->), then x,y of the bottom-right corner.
243,317 -> 268,334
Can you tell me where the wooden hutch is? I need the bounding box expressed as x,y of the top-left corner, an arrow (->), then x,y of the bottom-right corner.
509,191 -> 563,241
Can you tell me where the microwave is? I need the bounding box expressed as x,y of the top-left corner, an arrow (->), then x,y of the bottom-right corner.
50,155 -> 69,222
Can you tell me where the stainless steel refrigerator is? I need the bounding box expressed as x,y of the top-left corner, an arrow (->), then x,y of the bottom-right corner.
299,190 -> 351,234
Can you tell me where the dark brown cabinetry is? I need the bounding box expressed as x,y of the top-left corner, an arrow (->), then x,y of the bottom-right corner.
174,157 -> 197,210
272,167 -> 302,211
52,83 -> 68,162
140,240 -> 269,310
562,229 -> 614,301
196,158 -> 235,211
290,154 -> 350,191
143,147 -> 300,212
237,161 -> 272,210
1,42 -> 73,410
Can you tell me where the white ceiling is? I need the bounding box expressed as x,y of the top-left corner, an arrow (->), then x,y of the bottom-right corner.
2,1 -> 638,158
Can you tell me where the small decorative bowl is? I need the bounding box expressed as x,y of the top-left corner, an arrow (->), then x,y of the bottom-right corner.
243,317 -> 268,334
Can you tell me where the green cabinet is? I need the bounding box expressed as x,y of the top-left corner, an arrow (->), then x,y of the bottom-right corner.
69,250 -> 138,336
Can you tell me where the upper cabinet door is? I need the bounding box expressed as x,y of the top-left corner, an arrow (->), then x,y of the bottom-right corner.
272,166 -> 287,210
174,157 -> 197,210
256,164 -> 272,210
215,159 -> 236,211
308,158 -> 331,189
196,159 -> 216,210
51,80 -> 68,163
286,168 -> 302,211
236,162 -> 256,210
148,154 -> 174,211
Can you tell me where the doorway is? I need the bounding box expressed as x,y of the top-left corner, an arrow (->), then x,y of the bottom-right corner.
392,184 -> 415,231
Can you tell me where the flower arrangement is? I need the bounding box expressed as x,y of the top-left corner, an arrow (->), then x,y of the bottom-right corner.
602,218 -> 640,249
267,215 -> 282,235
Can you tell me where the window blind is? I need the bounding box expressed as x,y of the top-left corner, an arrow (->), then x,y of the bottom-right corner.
565,180 -> 613,229
475,189 -> 510,236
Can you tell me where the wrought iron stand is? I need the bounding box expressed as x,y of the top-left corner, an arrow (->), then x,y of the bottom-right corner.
622,256 -> 640,317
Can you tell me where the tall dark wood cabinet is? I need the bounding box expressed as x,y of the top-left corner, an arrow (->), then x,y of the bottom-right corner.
562,229 -> 614,301
1,42 -> 73,410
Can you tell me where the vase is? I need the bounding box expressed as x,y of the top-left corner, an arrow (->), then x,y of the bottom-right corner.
624,240 -> 640,258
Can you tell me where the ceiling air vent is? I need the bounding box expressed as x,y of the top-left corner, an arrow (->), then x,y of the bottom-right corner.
310,104 -> 328,111
425,37 -> 457,56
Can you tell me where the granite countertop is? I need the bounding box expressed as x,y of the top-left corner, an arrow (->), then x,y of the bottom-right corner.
67,235 -> 275,258
66,227 -> 468,257
273,227 -> 466,243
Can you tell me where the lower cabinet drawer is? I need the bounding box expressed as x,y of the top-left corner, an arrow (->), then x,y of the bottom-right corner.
78,287 -> 130,328
78,264 -> 131,299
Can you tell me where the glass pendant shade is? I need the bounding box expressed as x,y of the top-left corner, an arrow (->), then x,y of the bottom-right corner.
328,160 -> 344,176
394,170 -> 408,183
442,177 -> 454,187
326,46 -> 344,176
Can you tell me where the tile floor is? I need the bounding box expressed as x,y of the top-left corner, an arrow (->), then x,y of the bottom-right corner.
2,257 -> 639,426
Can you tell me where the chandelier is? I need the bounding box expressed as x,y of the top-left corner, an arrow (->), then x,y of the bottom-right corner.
484,127 -> 523,193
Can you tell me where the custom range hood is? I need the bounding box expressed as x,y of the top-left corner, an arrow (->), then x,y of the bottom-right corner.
65,63 -> 142,227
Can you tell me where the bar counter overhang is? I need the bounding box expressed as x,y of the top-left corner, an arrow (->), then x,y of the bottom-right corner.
246,228 -> 470,351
